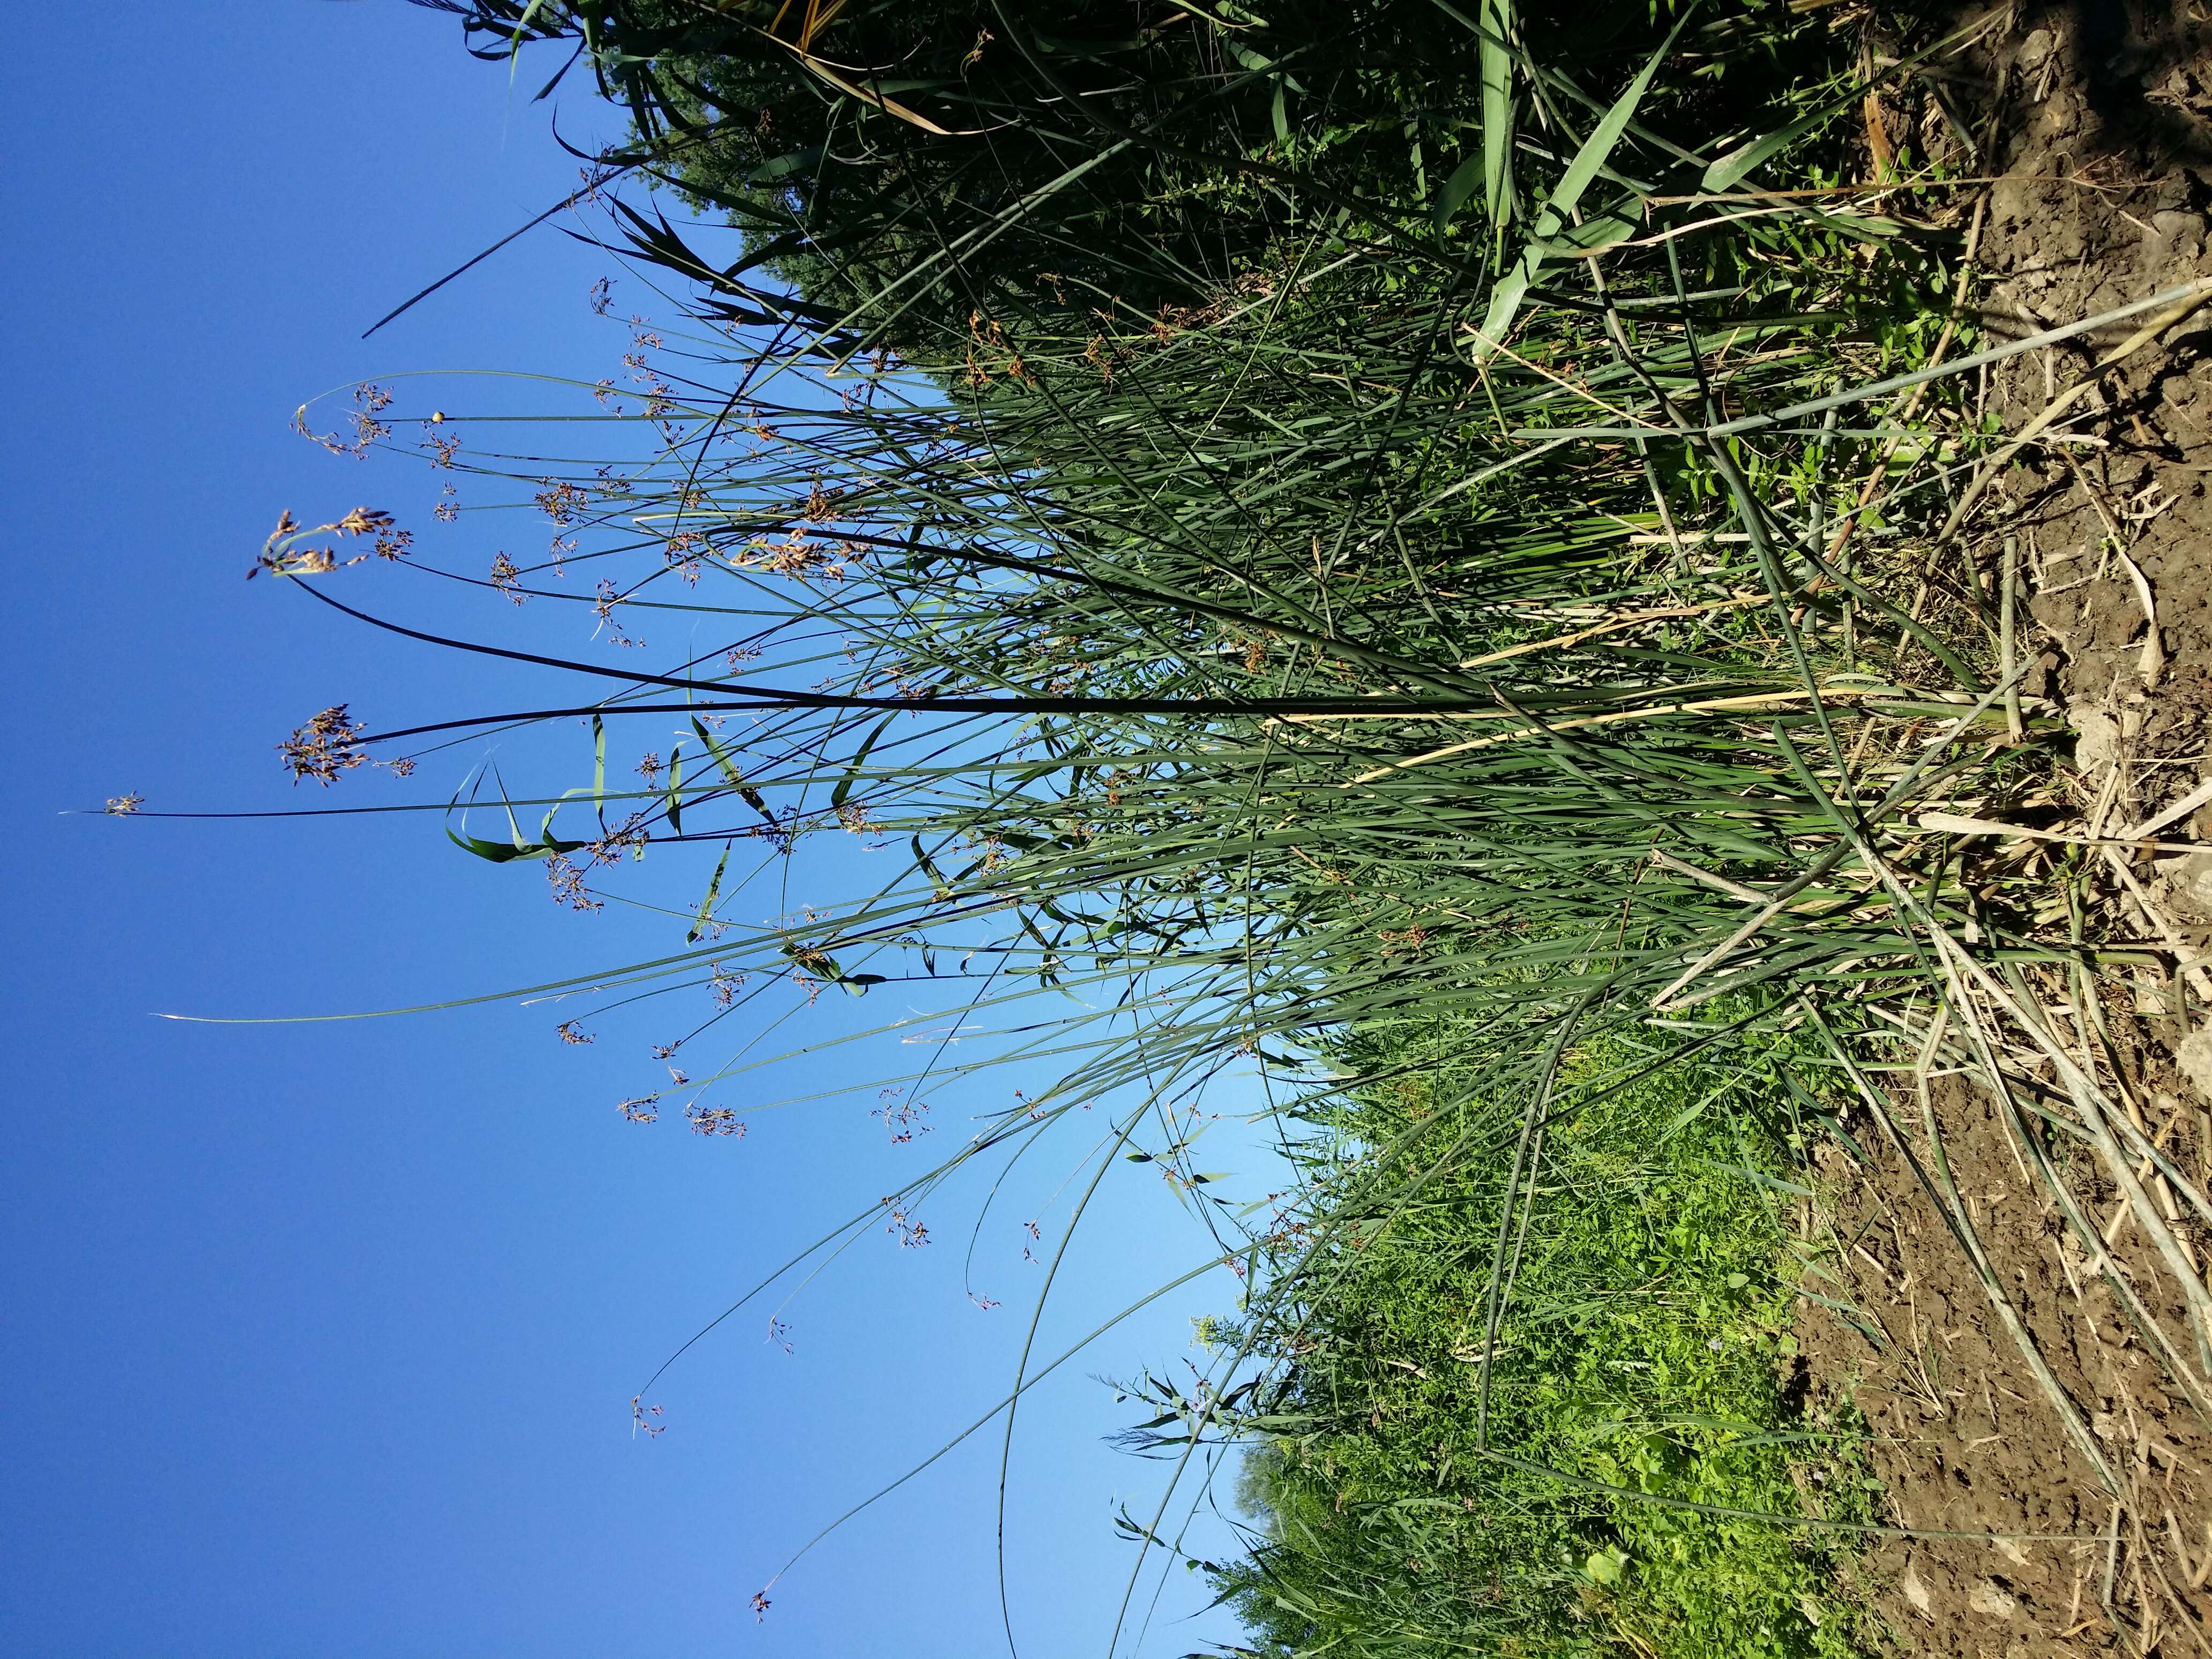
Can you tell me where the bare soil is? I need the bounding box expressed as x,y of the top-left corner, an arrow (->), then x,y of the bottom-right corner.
1795,2 -> 2212,1651
1802,1061 -> 2212,1654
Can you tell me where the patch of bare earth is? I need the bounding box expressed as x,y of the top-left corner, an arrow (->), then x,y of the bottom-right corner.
1802,1062 -> 2212,1653
1798,2 -> 2212,1651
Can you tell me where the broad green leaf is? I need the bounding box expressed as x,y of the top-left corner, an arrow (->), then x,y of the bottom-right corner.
746,148 -> 825,186
1422,0 -> 1511,234
691,717 -> 774,821
782,941 -> 842,980
504,0 -> 553,88
446,827 -> 541,865
686,841 -> 730,943
1479,0 -> 1513,226
444,763 -> 582,865
1433,150 -> 1486,242
1585,1546 -> 1628,1585
1528,209 -> 1638,259
1471,11 -> 1683,355
691,716 -> 742,783
831,714 -> 898,811
911,834 -> 953,902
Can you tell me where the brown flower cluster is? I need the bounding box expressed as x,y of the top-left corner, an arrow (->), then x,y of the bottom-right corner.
292,383 -> 394,459
962,309 -> 1036,390
252,507 -> 401,580
731,528 -> 855,582
593,578 -> 642,648
489,552 -> 525,603
871,1089 -> 930,1144
279,706 -> 368,786
662,528 -> 704,582
534,479 -> 590,528
685,1104 -> 745,1138
585,812 -> 650,866
1150,298 -> 1224,340
1083,333 -> 1118,386
545,854 -> 602,913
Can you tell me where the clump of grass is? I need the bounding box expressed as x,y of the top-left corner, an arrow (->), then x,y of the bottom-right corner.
186,0 -> 2212,1647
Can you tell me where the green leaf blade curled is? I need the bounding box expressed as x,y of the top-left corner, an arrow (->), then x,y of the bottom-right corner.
686,841 -> 730,944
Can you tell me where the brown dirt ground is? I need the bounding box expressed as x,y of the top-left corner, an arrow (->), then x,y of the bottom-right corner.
1795,3 -> 2212,1652
1802,1060 -> 2212,1654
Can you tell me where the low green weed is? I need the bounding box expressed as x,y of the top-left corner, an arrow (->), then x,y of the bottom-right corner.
1213,1013 -> 1880,1656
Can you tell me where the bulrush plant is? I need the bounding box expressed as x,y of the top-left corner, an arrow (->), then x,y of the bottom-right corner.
144,0 -> 2212,1649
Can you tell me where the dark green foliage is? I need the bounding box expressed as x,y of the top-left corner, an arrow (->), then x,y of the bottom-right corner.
420,0 -> 1859,353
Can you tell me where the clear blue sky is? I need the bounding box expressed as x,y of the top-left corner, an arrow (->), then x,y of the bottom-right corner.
3,7 -> 1268,1654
